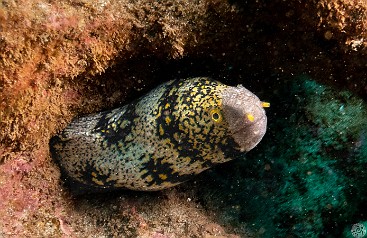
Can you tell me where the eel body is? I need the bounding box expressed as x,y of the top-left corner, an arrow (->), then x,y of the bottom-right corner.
50,77 -> 268,191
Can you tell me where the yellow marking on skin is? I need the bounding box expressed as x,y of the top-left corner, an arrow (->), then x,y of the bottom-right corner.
261,101 -> 270,108
204,97 -> 219,108
165,116 -> 171,124
120,120 -> 129,129
159,124 -> 164,136
102,141 -> 108,148
159,174 -> 167,180
193,95 -> 202,102
184,157 -> 191,164
196,133 -> 206,141
118,141 -> 124,148
111,123 -> 117,130
193,125 -> 202,134
165,103 -> 170,109
92,177 -> 104,186
247,113 -> 255,122
146,175 -> 153,182
173,132 -> 181,142
156,106 -> 162,118
106,177 -> 114,182
202,126 -> 210,135
162,138 -> 172,145
109,143 -> 117,150
178,123 -> 184,132
125,134 -> 133,142
171,166 -> 179,173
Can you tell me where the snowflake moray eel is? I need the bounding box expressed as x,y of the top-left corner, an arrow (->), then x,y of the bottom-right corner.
50,77 -> 269,191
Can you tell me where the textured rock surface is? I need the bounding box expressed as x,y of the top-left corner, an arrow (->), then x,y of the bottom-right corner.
0,0 -> 367,236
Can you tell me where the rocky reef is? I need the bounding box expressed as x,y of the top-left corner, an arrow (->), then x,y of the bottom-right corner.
0,0 -> 367,236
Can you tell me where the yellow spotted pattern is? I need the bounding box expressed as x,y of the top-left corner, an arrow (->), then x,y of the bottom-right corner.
50,77 -> 243,191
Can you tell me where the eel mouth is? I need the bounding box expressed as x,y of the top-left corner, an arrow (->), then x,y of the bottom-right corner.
222,85 -> 268,152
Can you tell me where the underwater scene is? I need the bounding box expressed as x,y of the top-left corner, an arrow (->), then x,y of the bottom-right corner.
0,0 -> 366,237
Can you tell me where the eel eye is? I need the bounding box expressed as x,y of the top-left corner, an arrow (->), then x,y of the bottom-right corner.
210,108 -> 222,123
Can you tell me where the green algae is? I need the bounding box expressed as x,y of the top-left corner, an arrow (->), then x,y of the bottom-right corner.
269,76 -> 367,237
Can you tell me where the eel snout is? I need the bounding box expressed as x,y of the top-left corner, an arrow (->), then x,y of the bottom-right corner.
222,85 -> 268,152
